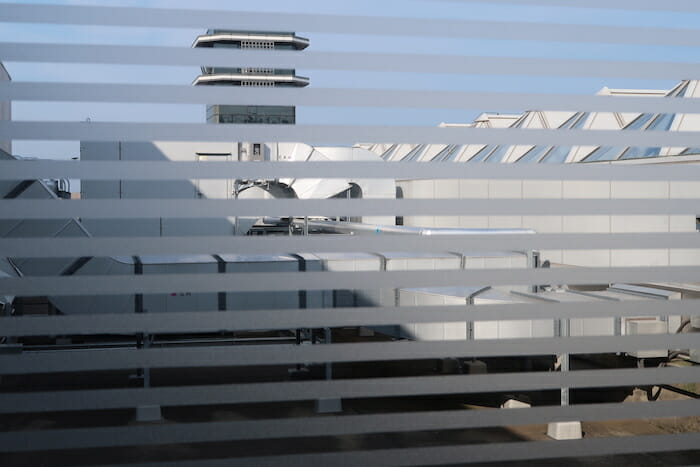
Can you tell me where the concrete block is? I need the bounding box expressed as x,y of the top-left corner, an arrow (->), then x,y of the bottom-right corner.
438,358 -> 461,374
315,398 -> 342,413
136,405 -> 162,422
501,399 -> 531,409
547,421 -> 582,440
625,319 -> 668,359
463,359 -> 488,374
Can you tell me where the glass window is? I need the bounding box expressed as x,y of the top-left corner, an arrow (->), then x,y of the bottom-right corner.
484,145 -> 510,163
515,146 -> 548,164
683,148 -> 700,155
673,82 -> 690,98
620,147 -> 660,160
431,145 -> 454,162
558,113 -> 580,129
443,145 -> 465,162
468,145 -> 495,163
646,113 -> 675,132
402,145 -> 425,162
541,146 -> 571,164
570,112 -> 588,130
625,114 -> 654,130
584,146 -> 624,162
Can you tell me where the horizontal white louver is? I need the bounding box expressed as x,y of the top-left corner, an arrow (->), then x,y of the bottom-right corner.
0,1 -> 699,466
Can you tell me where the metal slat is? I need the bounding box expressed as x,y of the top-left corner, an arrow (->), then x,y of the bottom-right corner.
5,82 -> 700,114
6,121 -> 700,146
1,233 -> 699,259
0,121 -> 700,147
2,300 -> 699,337
98,433 -> 700,466
2,160 -> 700,181
1,366 -> 698,414
3,267 -> 700,296
2,3 -> 699,45
430,0 -> 700,13
1,198 -> 698,220
1,399 -> 698,452
3,44 -> 700,81
0,334 -> 697,375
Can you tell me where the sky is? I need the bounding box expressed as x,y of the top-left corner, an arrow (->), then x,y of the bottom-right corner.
2,0 -> 700,160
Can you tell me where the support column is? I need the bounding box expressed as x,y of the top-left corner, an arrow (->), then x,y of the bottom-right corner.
547,317 -> 581,440
133,256 -> 161,422
315,327 -> 342,413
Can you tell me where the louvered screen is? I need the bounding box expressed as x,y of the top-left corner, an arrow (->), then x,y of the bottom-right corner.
1,2 -> 699,466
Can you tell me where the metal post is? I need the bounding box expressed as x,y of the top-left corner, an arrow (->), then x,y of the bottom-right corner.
560,318 -> 570,407
324,327 -> 332,380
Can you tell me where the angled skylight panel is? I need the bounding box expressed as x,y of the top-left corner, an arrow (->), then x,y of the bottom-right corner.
645,113 -> 675,132
583,113 -> 654,162
468,145 -> 497,163
538,113 -> 587,164
431,145 -> 459,162
669,80 -> 691,97
402,144 -> 427,162
514,145 -> 549,163
453,144 -> 485,162
390,144 -> 418,162
583,146 -> 625,162
568,113 -> 589,131
420,144 -> 448,162
620,114 -> 677,159
557,113 -> 579,129
444,145 -> 469,162
625,113 -> 655,130
484,145 -> 511,163
619,146 -> 661,160
379,144 -> 398,161
541,145 -> 572,164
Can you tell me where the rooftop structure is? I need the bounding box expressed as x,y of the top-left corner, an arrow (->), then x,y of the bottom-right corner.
192,30 -> 310,125
360,80 -> 700,164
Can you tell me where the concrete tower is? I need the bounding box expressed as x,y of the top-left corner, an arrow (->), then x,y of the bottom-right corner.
192,30 -> 310,125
